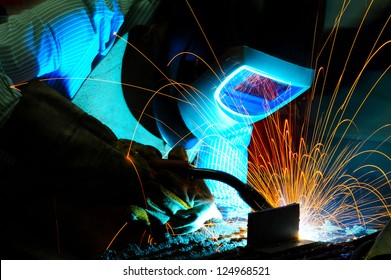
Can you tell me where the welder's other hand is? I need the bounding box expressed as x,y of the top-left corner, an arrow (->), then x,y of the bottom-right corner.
141,169 -> 223,235
119,141 -> 223,235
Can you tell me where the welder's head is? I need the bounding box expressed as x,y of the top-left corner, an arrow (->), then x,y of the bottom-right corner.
120,0 -> 320,149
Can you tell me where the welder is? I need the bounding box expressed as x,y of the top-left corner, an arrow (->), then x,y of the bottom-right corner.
0,0 -> 222,259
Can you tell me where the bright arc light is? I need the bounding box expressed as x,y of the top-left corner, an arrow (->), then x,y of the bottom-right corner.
299,220 -> 379,243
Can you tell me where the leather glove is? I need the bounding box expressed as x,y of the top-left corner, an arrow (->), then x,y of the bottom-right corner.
118,140 -> 223,235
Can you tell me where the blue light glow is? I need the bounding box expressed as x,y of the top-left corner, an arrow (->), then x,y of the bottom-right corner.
216,65 -> 304,118
178,46 -> 314,138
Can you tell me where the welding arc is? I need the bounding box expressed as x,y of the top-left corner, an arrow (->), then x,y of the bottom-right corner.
148,159 -> 272,212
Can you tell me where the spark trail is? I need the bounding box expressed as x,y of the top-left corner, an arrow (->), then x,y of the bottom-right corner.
246,1 -> 390,242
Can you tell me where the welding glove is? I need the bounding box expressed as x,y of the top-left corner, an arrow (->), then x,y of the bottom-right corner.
118,140 -> 223,235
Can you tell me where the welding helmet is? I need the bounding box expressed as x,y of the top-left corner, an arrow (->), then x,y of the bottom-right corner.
176,45 -> 314,142
120,0 -> 319,151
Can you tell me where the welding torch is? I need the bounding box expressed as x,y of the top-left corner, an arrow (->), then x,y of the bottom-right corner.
148,159 -> 272,212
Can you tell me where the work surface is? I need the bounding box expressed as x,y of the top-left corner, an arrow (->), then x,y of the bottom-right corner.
100,219 -> 380,260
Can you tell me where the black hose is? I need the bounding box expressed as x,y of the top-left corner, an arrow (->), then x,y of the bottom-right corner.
187,166 -> 272,211
148,159 -> 272,211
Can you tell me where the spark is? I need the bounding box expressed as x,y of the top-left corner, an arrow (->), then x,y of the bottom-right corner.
184,0 -> 225,76
105,221 -> 128,251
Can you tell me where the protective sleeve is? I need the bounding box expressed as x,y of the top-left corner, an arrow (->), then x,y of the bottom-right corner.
0,0 -> 160,99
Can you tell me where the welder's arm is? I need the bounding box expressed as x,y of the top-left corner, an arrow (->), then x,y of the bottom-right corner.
0,78 -> 148,200
0,0 -> 160,98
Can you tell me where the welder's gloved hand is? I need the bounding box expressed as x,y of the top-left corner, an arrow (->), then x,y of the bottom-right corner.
119,140 -> 223,235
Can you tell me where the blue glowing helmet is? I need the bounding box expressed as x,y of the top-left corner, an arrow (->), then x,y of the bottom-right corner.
178,46 -> 315,139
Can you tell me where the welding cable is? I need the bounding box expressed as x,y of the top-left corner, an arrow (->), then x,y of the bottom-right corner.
148,159 -> 272,212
